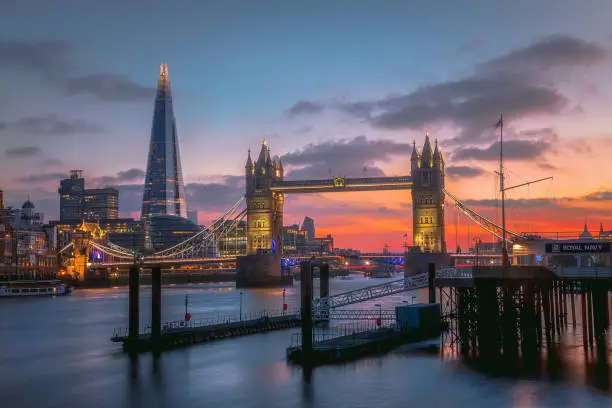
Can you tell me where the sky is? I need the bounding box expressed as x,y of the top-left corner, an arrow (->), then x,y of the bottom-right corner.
1,0 -> 611,251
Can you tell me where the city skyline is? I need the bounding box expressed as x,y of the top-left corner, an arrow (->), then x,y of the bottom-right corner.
1,1 -> 611,250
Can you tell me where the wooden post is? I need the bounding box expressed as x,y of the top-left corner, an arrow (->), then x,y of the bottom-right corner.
151,266 -> 162,342
300,261 -> 313,353
128,265 -> 139,340
319,263 -> 330,300
570,286 -> 576,327
581,290 -> 588,350
428,263 -> 436,304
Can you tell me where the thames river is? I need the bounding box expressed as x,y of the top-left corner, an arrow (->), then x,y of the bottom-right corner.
0,276 -> 611,408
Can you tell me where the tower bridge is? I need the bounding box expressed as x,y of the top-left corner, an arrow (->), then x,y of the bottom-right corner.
238,132 -> 446,286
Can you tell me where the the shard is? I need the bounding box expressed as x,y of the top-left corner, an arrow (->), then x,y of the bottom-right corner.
141,64 -> 187,221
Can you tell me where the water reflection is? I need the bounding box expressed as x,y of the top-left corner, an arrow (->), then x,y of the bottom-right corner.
0,277 -> 610,408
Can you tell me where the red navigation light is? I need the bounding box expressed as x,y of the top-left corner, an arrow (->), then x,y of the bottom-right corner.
283,303 -> 288,311
376,317 -> 381,326
185,312 -> 191,321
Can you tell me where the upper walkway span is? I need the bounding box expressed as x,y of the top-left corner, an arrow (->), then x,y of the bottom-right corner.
270,176 -> 412,194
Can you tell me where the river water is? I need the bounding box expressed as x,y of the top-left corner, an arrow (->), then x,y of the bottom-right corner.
0,276 -> 611,408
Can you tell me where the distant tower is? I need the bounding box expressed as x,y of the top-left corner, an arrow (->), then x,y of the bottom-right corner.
245,139 -> 284,255
21,199 -> 35,226
411,131 -> 446,252
141,63 -> 187,222
301,216 -> 315,241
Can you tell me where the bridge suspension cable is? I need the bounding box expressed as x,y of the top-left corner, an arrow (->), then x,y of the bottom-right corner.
56,242 -> 74,256
443,188 -> 522,243
148,196 -> 246,260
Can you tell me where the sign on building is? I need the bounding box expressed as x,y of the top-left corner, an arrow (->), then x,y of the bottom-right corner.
545,242 -> 611,253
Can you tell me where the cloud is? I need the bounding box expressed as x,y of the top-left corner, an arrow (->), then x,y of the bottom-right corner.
94,168 -> 146,186
464,189 -> 612,209
186,177 -> 244,210
537,162 -> 558,171
5,146 -> 42,157
457,38 -> 484,53
15,172 -> 67,183
446,165 -> 486,178
0,40 -> 71,79
287,35 -> 609,145
583,191 -> 612,201
287,100 -> 324,116
113,175 -> 245,215
44,157 -> 63,166
281,135 -> 410,179
63,73 -> 155,102
294,125 -> 314,135
0,114 -> 105,136
480,35 -> 608,73
453,139 -> 552,161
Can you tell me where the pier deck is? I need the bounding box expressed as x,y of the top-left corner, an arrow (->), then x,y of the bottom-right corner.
113,312 -> 301,352
287,327 -> 440,365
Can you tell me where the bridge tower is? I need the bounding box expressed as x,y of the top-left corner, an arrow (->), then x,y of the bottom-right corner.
411,131 -> 446,252
245,138 -> 285,255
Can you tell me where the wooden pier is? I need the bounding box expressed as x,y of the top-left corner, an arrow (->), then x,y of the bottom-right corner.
437,265 -> 612,361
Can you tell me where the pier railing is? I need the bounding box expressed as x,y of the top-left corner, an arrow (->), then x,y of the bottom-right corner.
435,267 -> 474,279
549,266 -> 612,279
289,321 -> 391,350
111,308 -> 301,339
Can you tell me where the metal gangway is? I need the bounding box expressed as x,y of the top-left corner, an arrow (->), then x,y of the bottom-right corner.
315,309 -> 397,321
318,273 -> 429,310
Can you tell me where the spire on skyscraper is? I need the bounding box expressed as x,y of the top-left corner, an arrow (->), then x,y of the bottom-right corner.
157,63 -> 171,98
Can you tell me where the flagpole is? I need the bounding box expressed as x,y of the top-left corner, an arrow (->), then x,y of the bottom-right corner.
499,113 -> 509,267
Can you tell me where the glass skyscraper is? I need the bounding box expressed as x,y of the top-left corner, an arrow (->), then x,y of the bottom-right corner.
141,64 -> 187,222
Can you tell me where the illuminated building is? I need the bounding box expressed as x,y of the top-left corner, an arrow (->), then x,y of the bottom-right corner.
59,170 -> 85,222
1,199 -> 57,278
149,215 -> 203,253
83,188 -> 118,221
58,171 -> 118,222
301,216 -> 315,241
244,138 -> 284,254
141,64 -> 187,222
215,220 -> 247,256
411,131 -> 446,252
282,224 -> 307,254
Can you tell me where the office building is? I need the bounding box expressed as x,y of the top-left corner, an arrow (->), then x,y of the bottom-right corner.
83,188 -> 119,221
58,170 -> 85,222
141,64 -> 187,221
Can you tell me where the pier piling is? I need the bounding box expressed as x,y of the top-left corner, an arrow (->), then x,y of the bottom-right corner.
300,261 -> 313,354
320,263 -> 329,300
151,266 -> 162,342
428,263 -> 436,304
128,265 -> 139,340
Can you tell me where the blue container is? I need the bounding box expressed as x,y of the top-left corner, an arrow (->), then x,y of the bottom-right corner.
395,303 -> 440,333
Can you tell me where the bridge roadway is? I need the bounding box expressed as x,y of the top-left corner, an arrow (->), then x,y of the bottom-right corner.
270,176 -> 412,194
92,254 -> 408,268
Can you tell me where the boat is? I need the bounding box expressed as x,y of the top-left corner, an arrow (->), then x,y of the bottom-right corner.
0,280 -> 73,297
